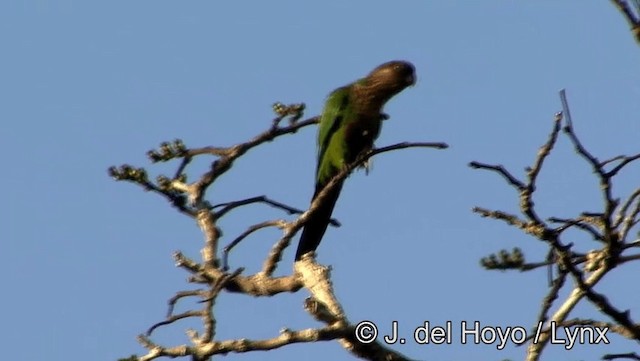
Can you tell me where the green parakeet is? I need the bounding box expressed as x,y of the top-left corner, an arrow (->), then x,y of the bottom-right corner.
294,60 -> 416,261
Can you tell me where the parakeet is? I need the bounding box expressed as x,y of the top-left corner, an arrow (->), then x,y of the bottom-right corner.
294,60 -> 416,261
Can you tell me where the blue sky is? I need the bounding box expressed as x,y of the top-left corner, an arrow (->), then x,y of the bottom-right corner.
2,1 -> 639,360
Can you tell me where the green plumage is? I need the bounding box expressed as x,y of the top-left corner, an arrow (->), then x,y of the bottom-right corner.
295,60 -> 416,261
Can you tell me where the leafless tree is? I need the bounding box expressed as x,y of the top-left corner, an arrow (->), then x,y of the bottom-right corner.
470,90 -> 640,361
610,0 -> 640,45
110,103 -> 447,361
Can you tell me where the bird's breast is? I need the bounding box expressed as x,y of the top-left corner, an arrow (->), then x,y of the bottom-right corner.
344,114 -> 382,163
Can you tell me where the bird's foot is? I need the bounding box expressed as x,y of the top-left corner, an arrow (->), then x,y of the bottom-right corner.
363,159 -> 374,175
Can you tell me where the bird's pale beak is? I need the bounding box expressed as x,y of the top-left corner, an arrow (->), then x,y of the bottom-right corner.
407,73 -> 416,86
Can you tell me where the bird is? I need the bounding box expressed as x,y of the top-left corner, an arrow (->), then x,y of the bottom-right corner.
294,60 -> 416,261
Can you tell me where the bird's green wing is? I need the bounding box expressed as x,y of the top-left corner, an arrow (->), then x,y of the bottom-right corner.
294,86 -> 351,261
316,85 -> 352,186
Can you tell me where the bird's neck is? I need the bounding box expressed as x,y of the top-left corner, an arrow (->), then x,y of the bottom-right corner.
351,80 -> 396,117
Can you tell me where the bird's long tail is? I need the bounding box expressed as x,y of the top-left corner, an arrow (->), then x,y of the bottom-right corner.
294,180 -> 344,260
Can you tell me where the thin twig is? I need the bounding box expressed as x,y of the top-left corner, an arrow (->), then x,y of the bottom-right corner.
212,195 -> 340,227
548,216 -> 604,242
261,141 -> 449,275
604,352 -> 640,360
535,270 -> 567,327
604,153 -> 640,176
468,162 -> 525,189
222,220 -> 288,270
167,290 -> 204,317
146,310 -> 203,336
609,0 -> 640,45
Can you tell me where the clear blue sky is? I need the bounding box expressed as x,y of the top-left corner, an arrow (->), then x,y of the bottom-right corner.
2,1 -> 639,360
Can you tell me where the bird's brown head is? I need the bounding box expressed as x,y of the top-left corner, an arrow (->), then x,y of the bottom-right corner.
358,60 -> 416,104
369,60 -> 416,86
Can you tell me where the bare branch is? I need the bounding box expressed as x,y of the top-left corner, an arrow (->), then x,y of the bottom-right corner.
619,253 -> 640,264
172,251 -> 302,295
201,268 -> 244,341
212,195 -> 340,227
472,207 -> 544,237
524,317 -> 638,345
561,90 -> 618,243
293,256 -> 415,361
610,0 -> 640,45
560,89 -> 602,173
196,209 -> 220,268
619,188 -> 640,241
147,310 -> 203,336
604,352 -> 640,360
605,153 -> 640,177
564,318 -> 640,339
535,270 -> 567,327
167,290 -> 204,317
222,220 -> 288,270
616,188 -> 640,227
548,216 -> 604,242
468,162 -> 525,190
568,270 -> 640,341
192,116 -> 319,201
138,322 -> 413,361
527,111 -> 563,185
